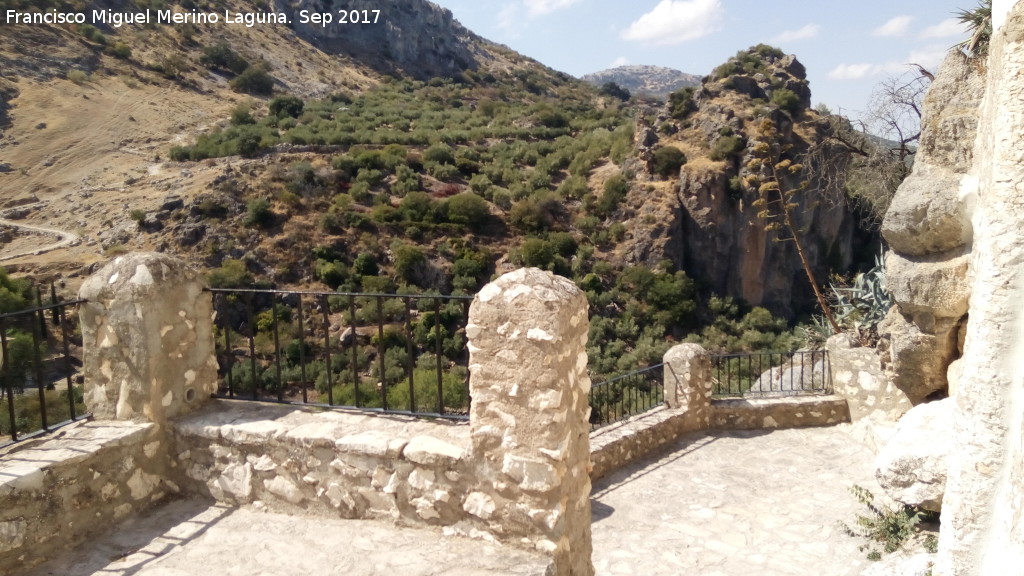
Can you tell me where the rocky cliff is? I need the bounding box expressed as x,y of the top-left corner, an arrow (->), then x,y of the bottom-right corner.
880,52 -> 984,403
874,1 -> 1024,572
618,47 -> 864,319
284,0 -> 485,80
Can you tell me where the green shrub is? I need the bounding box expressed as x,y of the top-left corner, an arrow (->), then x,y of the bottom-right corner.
230,104 -> 255,125
269,95 -> 304,118
518,238 -> 556,269
771,88 -> 802,115
67,69 -> 89,84
230,65 -> 275,95
105,42 -> 132,59
243,198 -> 274,228
200,42 -> 249,75
596,174 -> 629,217
78,24 -> 106,44
444,193 -> 490,230
710,135 -> 745,162
669,87 -> 697,120
508,193 -> 562,233
839,485 -> 938,558
423,144 -> 455,165
207,259 -> 252,288
651,146 -> 687,179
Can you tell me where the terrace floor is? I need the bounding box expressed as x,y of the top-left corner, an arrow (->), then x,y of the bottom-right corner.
25,426 -> 887,576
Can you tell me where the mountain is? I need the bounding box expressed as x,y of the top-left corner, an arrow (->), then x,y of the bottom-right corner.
581,65 -> 701,99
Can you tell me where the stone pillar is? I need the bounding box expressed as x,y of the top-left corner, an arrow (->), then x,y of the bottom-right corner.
663,343 -> 711,430
466,268 -> 593,576
78,252 -> 218,425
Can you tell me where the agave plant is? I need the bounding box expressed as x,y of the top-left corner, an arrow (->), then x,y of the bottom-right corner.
955,0 -> 993,58
832,252 -> 894,337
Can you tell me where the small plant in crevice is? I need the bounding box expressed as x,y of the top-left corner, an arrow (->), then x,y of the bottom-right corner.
838,485 -> 938,560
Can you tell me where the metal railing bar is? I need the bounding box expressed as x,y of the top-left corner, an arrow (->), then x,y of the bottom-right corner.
205,287 -> 473,300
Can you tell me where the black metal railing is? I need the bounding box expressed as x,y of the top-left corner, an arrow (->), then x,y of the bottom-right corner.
208,288 -> 474,419
589,363 -> 667,430
1,287 -> 87,448
710,350 -> 831,398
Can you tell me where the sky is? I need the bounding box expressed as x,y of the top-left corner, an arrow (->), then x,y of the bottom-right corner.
429,0 -> 975,121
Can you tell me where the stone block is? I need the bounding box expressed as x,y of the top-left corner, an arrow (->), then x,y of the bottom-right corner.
886,250 -> 971,319
875,399 -> 952,512
402,436 -> 464,467
882,166 -> 972,257
885,310 -> 959,403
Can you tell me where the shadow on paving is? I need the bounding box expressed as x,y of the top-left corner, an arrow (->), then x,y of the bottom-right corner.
589,426 -> 882,576
26,498 -> 237,576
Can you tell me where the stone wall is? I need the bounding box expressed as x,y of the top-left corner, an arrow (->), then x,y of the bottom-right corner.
827,334 -> 911,422
590,343 -> 852,479
171,403 -> 473,524
0,421 -> 172,571
709,396 -> 849,430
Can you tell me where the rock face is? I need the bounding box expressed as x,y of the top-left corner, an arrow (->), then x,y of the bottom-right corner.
620,48 -> 862,318
287,0 -> 482,80
875,399 -> 952,512
880,50 -> 985,403
937,3 -> 1024,573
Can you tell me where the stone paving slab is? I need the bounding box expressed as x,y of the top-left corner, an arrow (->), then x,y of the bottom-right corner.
24,499 -> 550,576
590,426 -> 883,576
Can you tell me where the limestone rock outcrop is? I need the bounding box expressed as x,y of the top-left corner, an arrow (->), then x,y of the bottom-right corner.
288,0 -> 482,80
875,399 -> 952,512
880,51 -> 984,402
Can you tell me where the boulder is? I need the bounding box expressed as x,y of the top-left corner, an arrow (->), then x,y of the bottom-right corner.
875,398 -> 953,512
885,251 -> 971,319
882,166 -> 972,257
884,309 -> 959,403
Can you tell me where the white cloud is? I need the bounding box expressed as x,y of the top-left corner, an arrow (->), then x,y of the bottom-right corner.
828,63 -> 875,80
771,24 -> 820,43
497,3 -> 522,36
523,0 -> 584,17
829,45 -> 950,81
610,56 -> 630,67
621,0 -> 724,45
873,15 -> 913,37
920,18 -> 967,39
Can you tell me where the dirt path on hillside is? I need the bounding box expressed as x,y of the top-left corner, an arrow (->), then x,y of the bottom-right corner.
0,202 -> 82,262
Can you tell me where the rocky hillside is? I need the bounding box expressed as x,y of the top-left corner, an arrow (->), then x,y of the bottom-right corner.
581,65 -> 701,99
616,45 -> 872,318
0,6 -> 877,374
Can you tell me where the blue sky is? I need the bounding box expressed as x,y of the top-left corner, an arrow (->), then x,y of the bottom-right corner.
430,0 -> 974,119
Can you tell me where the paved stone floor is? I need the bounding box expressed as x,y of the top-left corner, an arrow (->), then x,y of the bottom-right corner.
25,426 -> 880,576
591,426 -> 882,576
